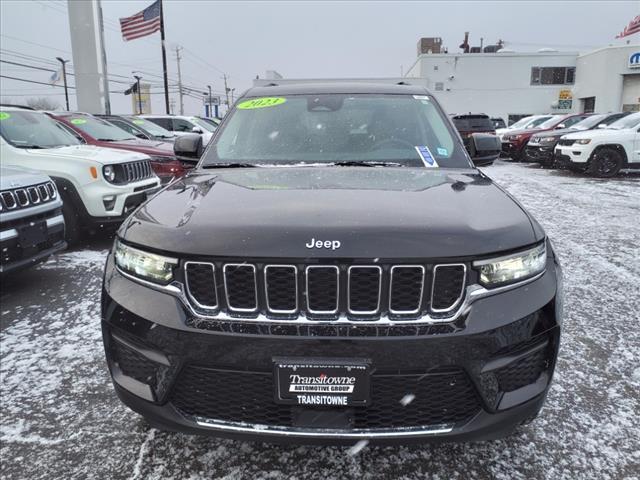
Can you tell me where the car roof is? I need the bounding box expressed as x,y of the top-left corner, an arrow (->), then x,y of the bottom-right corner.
0,104 -> 35,111
244,82 -> 430,97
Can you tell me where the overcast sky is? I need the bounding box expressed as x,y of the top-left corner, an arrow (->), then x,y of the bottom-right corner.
1,0 -> 637,114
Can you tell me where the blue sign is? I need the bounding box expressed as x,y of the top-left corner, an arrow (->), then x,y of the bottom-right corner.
629,52 -> 640,69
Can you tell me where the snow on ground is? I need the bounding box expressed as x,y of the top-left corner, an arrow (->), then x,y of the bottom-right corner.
1,162 -> 639,479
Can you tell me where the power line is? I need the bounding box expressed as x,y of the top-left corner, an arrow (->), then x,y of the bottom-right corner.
0,75 -> 75,89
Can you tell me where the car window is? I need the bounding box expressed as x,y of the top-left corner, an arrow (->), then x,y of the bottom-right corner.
206,94 -> 469,168
607,113 -> 640,130
172,118 -> 195,132
145,117 -> 172,130
0,110 -> 81,148
125,117 -> 174,138
452,115 -> 494,131
110,119 -> 144,137
191,117 -> 216,132
562,116 -> 588,128
60,115 -> 136,141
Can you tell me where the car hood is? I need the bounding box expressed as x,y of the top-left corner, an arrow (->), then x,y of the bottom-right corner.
561,128 -> 629,140
0,165 -> 51,190
121,167 -> 541,258
99,138 -> 175,156
24,145 -> 150,165
532,128 -> 578,139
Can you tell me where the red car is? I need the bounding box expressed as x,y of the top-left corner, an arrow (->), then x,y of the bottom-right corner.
49,112 -> 194,183
501,113 -> 591,161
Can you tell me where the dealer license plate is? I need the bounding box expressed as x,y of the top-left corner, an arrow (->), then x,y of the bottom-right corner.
273,358 -> 370,407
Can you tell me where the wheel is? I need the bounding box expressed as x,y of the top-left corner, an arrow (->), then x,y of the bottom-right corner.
588,147 -> 623,178
61,201 -> 82,246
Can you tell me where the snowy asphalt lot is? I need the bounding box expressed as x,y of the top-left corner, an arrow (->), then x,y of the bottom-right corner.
1,161 -> 639,480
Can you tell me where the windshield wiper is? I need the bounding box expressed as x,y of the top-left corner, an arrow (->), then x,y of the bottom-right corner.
202,162 -> 258,169
332,160 -> 404,167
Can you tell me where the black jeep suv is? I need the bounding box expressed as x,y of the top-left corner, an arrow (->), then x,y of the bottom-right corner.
101,83 -> 562,445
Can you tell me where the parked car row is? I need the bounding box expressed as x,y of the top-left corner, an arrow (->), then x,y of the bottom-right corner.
0,106 -> 209,273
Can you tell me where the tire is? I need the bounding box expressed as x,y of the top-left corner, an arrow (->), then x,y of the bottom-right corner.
62,201 -> 82,246
587,147 -> 624,178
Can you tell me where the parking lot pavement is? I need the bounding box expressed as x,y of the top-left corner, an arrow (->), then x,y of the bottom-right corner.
1,161 -> 639,480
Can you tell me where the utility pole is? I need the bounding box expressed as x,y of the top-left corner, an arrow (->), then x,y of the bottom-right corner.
223,74 -> 230,112
207,85 -> 212,118
134,75 -> 142,114
175,46 -> 184,115
230,88 -> 235,105
56,57 -> 70,111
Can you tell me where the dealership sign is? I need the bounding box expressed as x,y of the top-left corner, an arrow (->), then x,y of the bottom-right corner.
629,52 -> 640,69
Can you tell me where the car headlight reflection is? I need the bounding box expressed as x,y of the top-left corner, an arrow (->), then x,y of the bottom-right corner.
473,242 -> 547,288
114,239 -> 177,284
576,139 -> 591,145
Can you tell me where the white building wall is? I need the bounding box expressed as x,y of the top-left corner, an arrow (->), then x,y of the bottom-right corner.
405,52 -> 578,123
572,45 -> 640,113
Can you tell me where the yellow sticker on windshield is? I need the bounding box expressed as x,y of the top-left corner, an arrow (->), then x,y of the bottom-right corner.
0,112 -> 10,120
70,118 -> 87,125
237,97 -> 286,109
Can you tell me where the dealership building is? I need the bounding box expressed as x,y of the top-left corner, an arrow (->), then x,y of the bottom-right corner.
255,43 -> 640,125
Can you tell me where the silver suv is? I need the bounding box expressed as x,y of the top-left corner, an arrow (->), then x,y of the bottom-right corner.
0,165 -> 66,273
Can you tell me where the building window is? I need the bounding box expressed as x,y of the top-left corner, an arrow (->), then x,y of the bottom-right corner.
434,65 -> 439,71
531,67 -> 575,85
434,82 -> 444,91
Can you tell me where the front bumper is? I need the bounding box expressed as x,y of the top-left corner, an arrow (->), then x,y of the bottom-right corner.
554,145 -> 591,167
525,144 -> 556,165
1,208 -> 66,273
501,141 -> 525,160
101,248 -> 562,445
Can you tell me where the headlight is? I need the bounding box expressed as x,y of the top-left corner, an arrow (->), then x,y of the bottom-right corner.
473,242 -> 547,288
103,165 -> 116,183
541,136 -> 557,143
114,239 -> 177,284
576,139 -> 591,145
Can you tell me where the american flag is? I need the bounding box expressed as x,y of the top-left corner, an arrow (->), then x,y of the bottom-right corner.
615,15 -> 640,38
119,0 -> 161,42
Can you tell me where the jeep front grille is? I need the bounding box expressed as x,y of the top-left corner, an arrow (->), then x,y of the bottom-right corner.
182,260 -> 467,322
116,160 -> 153,184
558,139 -> 575,146
0,181 -> 57,211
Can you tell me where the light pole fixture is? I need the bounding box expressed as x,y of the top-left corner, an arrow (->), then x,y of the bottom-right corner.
56,57 -> 70,111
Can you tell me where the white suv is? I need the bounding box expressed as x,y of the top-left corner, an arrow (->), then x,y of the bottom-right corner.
141,115 -> 214,144
555,112 -> 640,177
0,107 -> 161,243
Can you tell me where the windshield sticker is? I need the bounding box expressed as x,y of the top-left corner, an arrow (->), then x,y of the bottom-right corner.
0,112 -> 10,120
437,147 -> 448,156
413,95 -> 430,101
237,97 -> 287,110
415,146 -> 439,168
70,118 -> 87,125
132,119 -> 145,125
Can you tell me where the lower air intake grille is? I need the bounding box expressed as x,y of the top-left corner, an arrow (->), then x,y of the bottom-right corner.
431,264 -> 466,311
170,366 -> 481,429
495,347 -> 548,392
112,340 -> 159,388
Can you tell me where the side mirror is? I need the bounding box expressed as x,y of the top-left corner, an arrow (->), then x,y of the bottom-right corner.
469,133 -> 501,166
135,132 -> 147,139
192,127 -> 203,134
174,133 -> 204,159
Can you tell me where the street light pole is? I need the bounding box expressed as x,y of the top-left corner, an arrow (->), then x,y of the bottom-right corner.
134,75 -> 142,115
207,85 -> 212,118
56,57 -> 70,111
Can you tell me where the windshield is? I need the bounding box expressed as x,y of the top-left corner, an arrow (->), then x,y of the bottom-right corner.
203,94 -> 470,168
535,116 -> 563,130
191,117 -> 216,132
0,110 -> 81,148
125,117 -> 175,138
198,117 -> 220,128
61,114 -> 136,141
607,113 -> 640,130
509,116 -> 534,129
569,114 -> 607,131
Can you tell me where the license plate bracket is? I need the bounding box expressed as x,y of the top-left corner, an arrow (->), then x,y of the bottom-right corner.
273,358 -> 371,407
18,221 -> 47,247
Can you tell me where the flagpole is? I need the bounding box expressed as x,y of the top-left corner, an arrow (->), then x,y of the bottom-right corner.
159,0 -> 170,114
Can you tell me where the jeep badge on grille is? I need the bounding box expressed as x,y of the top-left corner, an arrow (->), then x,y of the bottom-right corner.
305,238 -> 341,250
